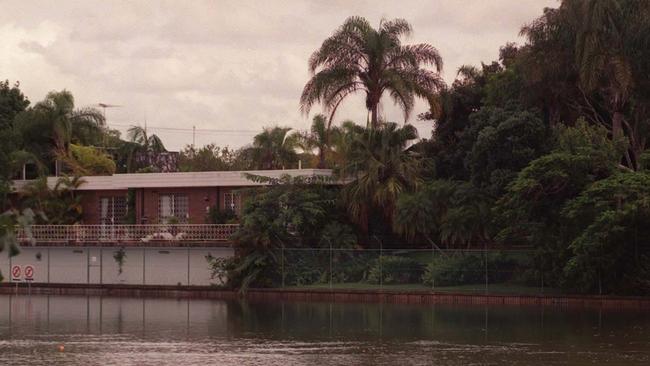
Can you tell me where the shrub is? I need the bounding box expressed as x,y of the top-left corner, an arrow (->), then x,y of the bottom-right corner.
68,144 -> 116,175
367,256 -> 424,285
422,253 -> 518,287
284,251 -> 326,286
207,206 -> 237,224
332,254 -> 370,283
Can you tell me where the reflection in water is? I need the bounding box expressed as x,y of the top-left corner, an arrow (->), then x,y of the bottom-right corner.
0,294 -> 649,365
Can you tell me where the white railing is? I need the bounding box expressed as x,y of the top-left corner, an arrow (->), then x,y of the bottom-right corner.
16,224 -> 239,245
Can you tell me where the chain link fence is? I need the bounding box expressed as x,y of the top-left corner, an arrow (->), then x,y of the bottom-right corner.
276,247 -> 556,295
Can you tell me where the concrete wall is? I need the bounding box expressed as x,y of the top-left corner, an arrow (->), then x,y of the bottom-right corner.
0,246 -> 233,286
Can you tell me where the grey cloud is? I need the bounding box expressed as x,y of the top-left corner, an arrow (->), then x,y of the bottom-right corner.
1,0 -> 556,151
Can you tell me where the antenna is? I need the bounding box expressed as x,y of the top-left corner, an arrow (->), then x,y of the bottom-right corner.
95,103 -> 122,121
95,103 -> 122,149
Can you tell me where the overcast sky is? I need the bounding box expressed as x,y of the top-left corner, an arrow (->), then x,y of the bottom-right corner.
1,0 -> 558,151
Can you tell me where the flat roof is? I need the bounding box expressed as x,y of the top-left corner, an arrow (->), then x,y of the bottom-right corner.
11,169 -> 335,191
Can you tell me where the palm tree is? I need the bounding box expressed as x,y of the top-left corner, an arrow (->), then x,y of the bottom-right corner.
329,120 -> 365,169
14,90 -> 106,173
338,122 -> 423,230
246,127 -> 299,170
127,125 -> 167,153
300,16 -> 445,129
393,181 -> 492,249
125,125 -> 167,172
297,114 -> 337,168
21,175 -> 86,224
392,187 -> 442,250
34,90 -> 105,151
438,183 -> 492,249
570,0 -> 632,140
572,0 -> 650,170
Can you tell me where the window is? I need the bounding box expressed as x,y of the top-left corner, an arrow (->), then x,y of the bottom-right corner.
158,194 -> 189,223
223,192 -> 241,216
99,196 -> 127,225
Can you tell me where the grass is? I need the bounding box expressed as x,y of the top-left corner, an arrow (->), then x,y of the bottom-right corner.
288,282 -> 562,295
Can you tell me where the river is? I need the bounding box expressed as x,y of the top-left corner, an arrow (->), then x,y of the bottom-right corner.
0,294 -> 648,365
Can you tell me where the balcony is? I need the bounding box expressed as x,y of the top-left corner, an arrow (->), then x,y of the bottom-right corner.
16,224 -> 239,247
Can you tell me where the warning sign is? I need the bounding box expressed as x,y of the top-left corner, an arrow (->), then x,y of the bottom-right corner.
11,265 -> 21,281
24,265 -> 34,281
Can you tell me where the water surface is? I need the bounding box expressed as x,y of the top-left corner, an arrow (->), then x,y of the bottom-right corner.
0,294 -> 648,365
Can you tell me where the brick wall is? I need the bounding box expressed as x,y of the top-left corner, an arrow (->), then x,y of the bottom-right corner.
78,186 -> 250,225
79,190 -> 128,224
136,187 -> 214,224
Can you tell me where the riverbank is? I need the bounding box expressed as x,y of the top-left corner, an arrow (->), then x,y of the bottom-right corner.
1,283 -> 649,310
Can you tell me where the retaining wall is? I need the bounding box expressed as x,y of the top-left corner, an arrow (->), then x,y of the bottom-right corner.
1,284 -> 649,310
0,246 -> 233,286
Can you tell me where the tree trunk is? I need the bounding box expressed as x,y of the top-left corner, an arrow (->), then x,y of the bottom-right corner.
612,110 -> 624,140
370,104 -> 379,129
317,149 -> 326,169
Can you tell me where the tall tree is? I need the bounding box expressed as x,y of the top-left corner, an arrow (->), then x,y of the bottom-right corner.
338,122 -> 423,231
20,175 -> 86,224
245,127 -> 298,170
297,114 -> 337,168
394,180 -> 492,249
0,81 -> 30,181
34,90 -> 104,151
127,125 -> 167,154
179,143 -> 237,172
521,0 -> 650,169
0,80 -> 30,129
14,90 -> 105,172
300,16 -> 445,128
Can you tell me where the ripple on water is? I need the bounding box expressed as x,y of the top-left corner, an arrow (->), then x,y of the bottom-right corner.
1,295 -> 650,365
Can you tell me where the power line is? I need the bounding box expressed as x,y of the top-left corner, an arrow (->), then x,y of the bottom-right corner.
108,123 -> 259,133
107,123 -> 260,136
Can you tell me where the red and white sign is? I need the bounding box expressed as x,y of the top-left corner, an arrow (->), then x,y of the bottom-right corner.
24,265 -> 34,281
11,265 -> 21,281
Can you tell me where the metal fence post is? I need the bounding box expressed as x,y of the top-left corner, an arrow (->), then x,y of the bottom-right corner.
598,269 -> 602,295
484,245 -> 488,295
329,239 -> 333,290
87,249 -> 90,284
142,248 -> 146,285
187,248 -> 190,286
281,244 -> 285,288
379,238 -> 383,292
100,247 -> 103,285
539,258 -> 544,295
431,242 -> 435,292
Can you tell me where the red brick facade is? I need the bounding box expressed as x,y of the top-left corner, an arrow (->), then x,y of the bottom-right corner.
79,189 -> 128,225
79,186 -> 245,225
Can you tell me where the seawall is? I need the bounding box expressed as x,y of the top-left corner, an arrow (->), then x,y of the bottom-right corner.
1,283 -> 649,310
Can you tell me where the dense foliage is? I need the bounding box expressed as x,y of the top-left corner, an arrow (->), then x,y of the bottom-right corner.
208,174 -> 356,291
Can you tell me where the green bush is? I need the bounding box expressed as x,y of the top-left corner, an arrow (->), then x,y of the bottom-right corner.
422,253 -> 518,287
332,254 -> 370,283
285,252 -> 326,286
367,256 -> 424,285
207,206 -> 237,224
69,144 -> 116,175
